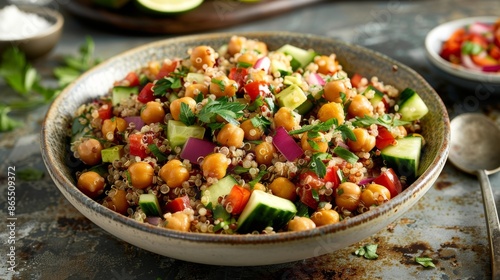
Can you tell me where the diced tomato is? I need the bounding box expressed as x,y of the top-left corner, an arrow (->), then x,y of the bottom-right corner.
97,102 -> 113,120
350,73 -> 363,88
298,171 -> 325,209
375,126 -> 396,150
244,81 -> 271,101
489,44 -> 500,60
224,185 -> 251,215
323,166 -> 340,189
228,67 -> 248,89
129,133 -> 154,159
138,82 -> 155,104
124,71 -> 140,87
156,60 -> 178,80
373,168 -> 402,198
165,195 -> 192,213
440,28 -> 466,61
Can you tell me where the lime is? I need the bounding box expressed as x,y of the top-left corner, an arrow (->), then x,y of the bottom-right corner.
136,0 -> 204,14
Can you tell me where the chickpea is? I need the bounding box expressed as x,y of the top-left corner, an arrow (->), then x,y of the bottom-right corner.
141,101 -> 165,125
348,94 -> 373,118
335,182 -> 361,211
317,102 -> 345,124
254,141 -> 276,166
159,159 -> 190,188
240,119 -> 264,141
102,117 -> 127,141
217,123 -> 244,148
392,125 -> 407,138
324,80 -> 347,103
190,45 -> 216,70
288,216 -> 316,232
77,138 -> 103,165
274,107 -> 298,131
248,69 -> 268,83
268,177 -> 297,201
361,183 -> 391,207
237,52 -> 258,66
252,182 -> 266,192
253,41 -> 268,55
228,36 -> 246,55
311,209 -> 340,227
210,75 -> 238,98
184,84 -> 208,99
77,171 -> 105,198
165,212 -> 191,232
105,188 -> 128,215
314,55 -> 338,75
201,153 -> 230,179
347,127 -> 376,152
301,132 -> 328,153
128,162 -> 154,189
170,97 -> 196,121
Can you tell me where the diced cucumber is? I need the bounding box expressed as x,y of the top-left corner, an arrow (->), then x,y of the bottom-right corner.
381,136 -> 422,179
397,88 -> 429,121
186,73 -> 205,84
277,44 -> 318,71
167,120 -> 205,147
275,84 -> 307,110
363,85 -> 384,108
139,193 -> 162,217
101,145 -> 124,163
202,175 -> 238,207
295,89 -> 323,115
270,59 -> 292,77
283,75 -> 302,86
112,86 -> 139,106
236,190 -> 297,233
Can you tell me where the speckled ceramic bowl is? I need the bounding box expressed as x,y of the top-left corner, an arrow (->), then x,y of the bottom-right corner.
41,32 -> 450,266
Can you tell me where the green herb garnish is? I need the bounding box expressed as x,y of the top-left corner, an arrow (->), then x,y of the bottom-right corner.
148,144 -> 169,162
415,257 -> 435,268
309,152 -> 331,178
0,105 -> 22,132
354,244 -> 379,260
333,146 -> 359,164
198,97 -> 246,125
179,102 -> 196,126
351,114 -> 409,129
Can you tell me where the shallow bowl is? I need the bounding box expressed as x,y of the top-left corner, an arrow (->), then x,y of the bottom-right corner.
41,32 -> 450,266
0,5 -> 64,60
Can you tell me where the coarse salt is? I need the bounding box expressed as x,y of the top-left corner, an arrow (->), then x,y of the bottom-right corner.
0,5 -> 52,40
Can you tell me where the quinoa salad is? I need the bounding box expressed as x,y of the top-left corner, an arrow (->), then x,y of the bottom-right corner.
69,36 -> 429,234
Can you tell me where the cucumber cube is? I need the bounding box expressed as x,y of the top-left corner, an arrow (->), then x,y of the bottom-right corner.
112,86 -> 139,106
275,84 -> 307,110
101,145 -> 124,163
167,120 -> 205,147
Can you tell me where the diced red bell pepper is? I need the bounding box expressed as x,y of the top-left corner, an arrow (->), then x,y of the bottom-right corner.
228,67 -> 248,89
323,166 -> 340,189
244,81 -> 271,101
298,171 -> 325,209
97,102 -> 113,120
373,168 -> 402,198
156,60 -> 178,80
138,82 -> 155,104
224,185 -> 251,215
129,133 -> 154,159
350,73 -> 363,88
375,126 -> 396,150
165,195 -> 192,213
124,71 -> 140,87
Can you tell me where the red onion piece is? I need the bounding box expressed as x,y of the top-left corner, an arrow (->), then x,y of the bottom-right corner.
180,137 -> 217,164
306,73 -> 325,86
460,53 -> 482,71
272,127 -> 304,161
124,116 -> 145,130
359,177 -> 374,185
145,217 -> 162,226
253,56 -> 271,73
468,22 -> 493,36
482,64 -> 500,72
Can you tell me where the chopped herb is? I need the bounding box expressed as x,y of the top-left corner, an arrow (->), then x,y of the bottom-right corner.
179,102 -> 196,126
336,124 -> 357,142
249,170 -> 268,187
212,204 -> 231,232
233,166 -> 250,174
211,78 -> 226,93
311,188 -> 320,202
309,152 -> 331,178
333,146 -> 359,164
354,244 -> 379,259
250,115 -> 271,130
148,144 -> 169,162
295,202 -> 310,217
264,97 -> 276,113
289,118 -> 337,135
247,96 -> 264,111
153,76 -> 182,96
17,168 -> 44,181
415,257 -> 435,268
236,61 -> 252,68
461,41 -> 483,55
198,97 -> 246,125
307,139 -> 320,152
351,114 -> 410,129
0,105 -> 22,132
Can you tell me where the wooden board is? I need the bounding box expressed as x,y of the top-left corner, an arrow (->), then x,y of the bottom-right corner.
64,0 -> 327,34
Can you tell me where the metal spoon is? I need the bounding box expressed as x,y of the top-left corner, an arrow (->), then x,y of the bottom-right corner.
448,113 -> 500,279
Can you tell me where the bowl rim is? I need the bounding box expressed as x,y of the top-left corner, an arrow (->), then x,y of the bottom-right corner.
0,5 -> 64,42
42,31 -> 450,245
424,16 -> 500,83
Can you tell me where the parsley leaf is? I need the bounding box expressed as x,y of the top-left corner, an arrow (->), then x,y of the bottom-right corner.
333,146 -> 359,164
0,105 -> 22,132
63,36 -> 100,72
351,114 -> 410,129
198,97 -> 246,125
250,115 -> 271,130
289,118 -> 337,135
249,170 -> 268,187
179,102 -> 196,126
153,77 -> 182,96
415,257 -> 435,268
336,124 -> 357,142
354,244 -> 379,260
309,152 -> 331,178
211,78 -> 226,93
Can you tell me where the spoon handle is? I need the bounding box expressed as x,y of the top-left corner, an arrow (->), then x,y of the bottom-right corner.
478,169 -> 500,279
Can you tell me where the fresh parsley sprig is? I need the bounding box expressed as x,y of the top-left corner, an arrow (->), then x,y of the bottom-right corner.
197,97 -> 246,125
354,244 -> 379,260
351,114 -> 410,129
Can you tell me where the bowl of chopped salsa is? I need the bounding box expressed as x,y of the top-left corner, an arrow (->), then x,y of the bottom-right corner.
41,32 -> 450,266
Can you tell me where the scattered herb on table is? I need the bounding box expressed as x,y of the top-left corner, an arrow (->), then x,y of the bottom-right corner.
354,244 -> 379,260
415,257 -> 435,268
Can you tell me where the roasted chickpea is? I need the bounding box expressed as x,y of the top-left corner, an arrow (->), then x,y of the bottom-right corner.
102,117 -> 127,141
165,212 -> 191,232
105,188 -> 128,214
347,127 -> 376,152
252,182 -> 266,192
237,52 -> 258,66
288,216 -> 316,232
228,36 -> 246,55
190,45 -> 216,70
348,94 -> 373,118
77,138 -> 103,165
217,123 -> 245,148
324,80 -> 347,103
77,171 -> 105,198
141,101 -> 165,125
201,153 -> 230,179
268,177 -> 297,201
311,209 -> 340,227
314,55 -> 338,74
210,75 -> 238,98
254,141 -> 276,166
274,107 -> 298,131
360,183 -> 391,207
301,132 -> 328,153
317,102 -> 345,124
240,119 -> 264,141
335,182 -> 361,211
128,162 -> 154,189
184,84 -> 208,99
159,159 -> 190,188
170,97 -> 196,121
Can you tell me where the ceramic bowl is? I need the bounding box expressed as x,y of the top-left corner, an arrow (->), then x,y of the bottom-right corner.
425,16 -> 500,92
0,5 -> 64,60
41,32 -> 450,266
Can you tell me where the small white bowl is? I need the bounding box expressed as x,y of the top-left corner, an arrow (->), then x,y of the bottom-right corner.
425,16 -> 500,90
